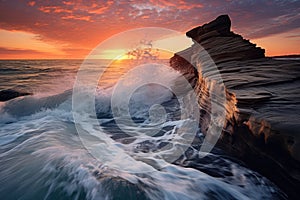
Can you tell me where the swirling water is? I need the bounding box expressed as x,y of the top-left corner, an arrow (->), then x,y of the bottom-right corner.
0,60 -> 286,200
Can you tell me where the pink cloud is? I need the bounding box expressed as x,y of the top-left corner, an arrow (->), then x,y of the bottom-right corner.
39,6 -> 73,14
61,15 -> 93,22
0,0 -> 299,58
149,0 -> 203,10
28,1 -> 36,7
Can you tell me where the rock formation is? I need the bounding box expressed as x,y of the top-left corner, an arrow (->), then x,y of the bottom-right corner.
170,15 -> 300,199
0,89 -> 32,102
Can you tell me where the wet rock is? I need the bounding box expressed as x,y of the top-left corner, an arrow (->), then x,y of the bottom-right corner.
170,15 -> 300,199
0,89 -> 32,102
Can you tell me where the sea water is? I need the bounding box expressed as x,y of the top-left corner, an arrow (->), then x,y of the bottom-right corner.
0,60 -> 286,200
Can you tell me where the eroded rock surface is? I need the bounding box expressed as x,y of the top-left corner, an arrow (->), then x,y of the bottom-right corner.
170,15 -> 300,199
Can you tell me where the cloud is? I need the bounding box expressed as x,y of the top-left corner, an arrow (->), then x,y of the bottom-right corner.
0,47 -> 60,58
218,0 -> 300,39
0,0 -> 299,58
0,47 -> 44,55
61,15 -> 93,22
285,34 -> 300,38
38,6 -> 73,14
28,1 -> 36,7
149,0 -> 203,10
245,13 -> 300,38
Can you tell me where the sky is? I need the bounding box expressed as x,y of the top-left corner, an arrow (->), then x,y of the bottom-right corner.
0,0 -> 299,59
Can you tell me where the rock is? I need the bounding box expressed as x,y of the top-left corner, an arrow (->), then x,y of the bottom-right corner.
184,15 -> 265,64
0,89 -> 32,102
169,48 -> 198,86
170,15 -> 300,199
187,15 -> 232,39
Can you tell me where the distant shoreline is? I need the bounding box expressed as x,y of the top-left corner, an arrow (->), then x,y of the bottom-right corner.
0,58 -> 171,61
271,54 -> 300,58
1,55 -> 300,61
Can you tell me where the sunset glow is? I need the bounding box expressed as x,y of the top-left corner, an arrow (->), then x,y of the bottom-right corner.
0,0 -> 299,59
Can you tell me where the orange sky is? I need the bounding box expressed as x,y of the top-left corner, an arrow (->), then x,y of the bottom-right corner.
0,0 -> 299,59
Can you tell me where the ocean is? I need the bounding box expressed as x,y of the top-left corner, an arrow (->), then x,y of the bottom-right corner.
0,59 -> 286,200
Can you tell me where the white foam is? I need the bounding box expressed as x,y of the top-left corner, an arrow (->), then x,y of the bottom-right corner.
0,63 -> 284,199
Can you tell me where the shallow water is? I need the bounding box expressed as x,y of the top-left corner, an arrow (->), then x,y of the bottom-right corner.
0,60 -> 286,199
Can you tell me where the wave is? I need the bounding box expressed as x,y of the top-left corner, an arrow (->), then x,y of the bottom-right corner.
0,66 -> 286,200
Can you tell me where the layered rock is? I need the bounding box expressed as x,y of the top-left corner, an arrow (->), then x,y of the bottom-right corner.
170,15 -> 300,199
187,15 -> 265,64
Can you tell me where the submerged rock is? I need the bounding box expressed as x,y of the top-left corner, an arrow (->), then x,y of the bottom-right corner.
170,15 -> 300,199
0,89 -> 32,102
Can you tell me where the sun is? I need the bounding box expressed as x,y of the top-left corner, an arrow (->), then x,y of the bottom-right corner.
114,54 -> 129,61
